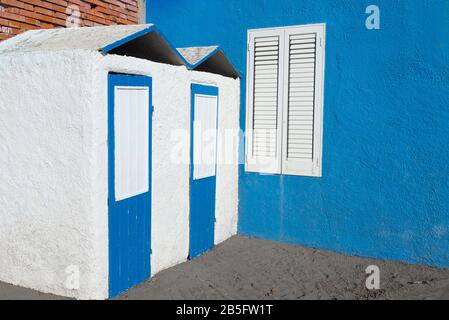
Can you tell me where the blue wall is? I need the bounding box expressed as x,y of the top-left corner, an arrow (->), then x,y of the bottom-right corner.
148,0 -> 449,267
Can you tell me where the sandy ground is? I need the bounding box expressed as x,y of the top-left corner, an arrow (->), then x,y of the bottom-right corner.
1,236 -> 449,300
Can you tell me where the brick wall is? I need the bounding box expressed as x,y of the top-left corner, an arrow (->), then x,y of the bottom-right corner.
0,0 -> 141,41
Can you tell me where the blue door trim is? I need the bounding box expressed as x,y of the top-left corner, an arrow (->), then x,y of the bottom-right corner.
108,73 -> 152,298
189,84 -> 219,259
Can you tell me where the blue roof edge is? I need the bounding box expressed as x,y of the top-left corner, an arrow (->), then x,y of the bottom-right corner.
188,47 -> 221,69
186,47 -> 241,77
101,25 -> 156,53
100,24 -> 240,77
101,25 -> 192,67
151,27 -> 192,67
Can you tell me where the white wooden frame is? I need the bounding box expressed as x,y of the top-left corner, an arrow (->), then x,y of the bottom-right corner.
245,23 -> 326,177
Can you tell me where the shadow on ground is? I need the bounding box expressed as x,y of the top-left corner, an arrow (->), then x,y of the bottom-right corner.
117,236 -> 449,300
1,236 -> 449,300
0,282 -> 68,300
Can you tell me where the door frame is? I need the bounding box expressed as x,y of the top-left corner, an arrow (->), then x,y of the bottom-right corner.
107,73 -> 153,298
189,84 -> 219,259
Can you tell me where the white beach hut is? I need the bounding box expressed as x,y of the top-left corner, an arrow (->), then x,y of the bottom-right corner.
0,24 -> 240,299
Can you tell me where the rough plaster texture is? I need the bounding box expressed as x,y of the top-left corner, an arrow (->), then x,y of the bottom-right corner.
0,24 -> 154,54
0,49 -> 239,299
0,50 -> 102,299
150,0 -> 449,268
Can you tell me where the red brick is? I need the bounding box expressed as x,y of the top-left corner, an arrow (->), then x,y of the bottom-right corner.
9,19 -> 38,30
107,0 -> 126,9
45,0 -> 68,7
127,15 -> 137,23
0,33 -> 12,40
54,11 -> 66,20
34,6 -> 54,17
19,8 -> 66,26
68,0 -> 91,10
40,22 -> 54,28
0,11 -> 26,23
0,0 -> 141,41
0,0 -> 34,11
21,0 -> 65,14
125,4 -> 137,13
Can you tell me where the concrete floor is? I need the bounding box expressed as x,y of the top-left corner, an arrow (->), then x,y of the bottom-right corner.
1,236 -> 449,300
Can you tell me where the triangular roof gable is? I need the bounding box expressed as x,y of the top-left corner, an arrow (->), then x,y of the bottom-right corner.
0,24 -> 239,78
101,25 -> 188,66
178,46 -> 240,78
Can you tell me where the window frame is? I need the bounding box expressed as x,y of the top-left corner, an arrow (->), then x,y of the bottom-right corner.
245,23 -> 326,177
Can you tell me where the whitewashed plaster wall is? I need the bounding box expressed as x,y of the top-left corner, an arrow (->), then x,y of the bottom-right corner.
0,49 -> 239,299
0,50 -> 103,299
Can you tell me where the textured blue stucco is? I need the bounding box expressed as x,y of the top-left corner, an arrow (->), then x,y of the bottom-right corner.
148,0 -> 449,267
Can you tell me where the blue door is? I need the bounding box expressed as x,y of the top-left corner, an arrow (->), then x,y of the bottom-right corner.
189,84 -> 219,259
108,73 -> 152,298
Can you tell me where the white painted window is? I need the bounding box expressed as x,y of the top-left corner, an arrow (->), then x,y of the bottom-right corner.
193,94 -> 218,180
114,86 -> 150,201
245,24 -> 325,177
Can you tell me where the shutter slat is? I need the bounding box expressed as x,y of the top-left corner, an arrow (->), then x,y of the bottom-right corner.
254,101 -> 278,105
255,79 -> 278,83
255,51 -> 279,56
254,61 -> 279,66
255,55 -> 280,61
255,37 -> 279,43
255,82 -> 279,88
289,117 -> 314,121
289,91 -> 314,96
290,67 -> 315,73
255,64 -> 279,70
290,33 -> 316,40
255,45 -> 279,52
254,99 -> 277,103
255,71 -> 278,76
290,49 -> 316,54
289,100 -> 315,105
290,39 -> 316,45
290,43 -> 316,50
290,58 -> 316,65
290,54 -> 316,60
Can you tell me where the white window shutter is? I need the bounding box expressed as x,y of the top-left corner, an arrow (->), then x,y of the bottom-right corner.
281,25 -> 325,177
245,29 -> 285,174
